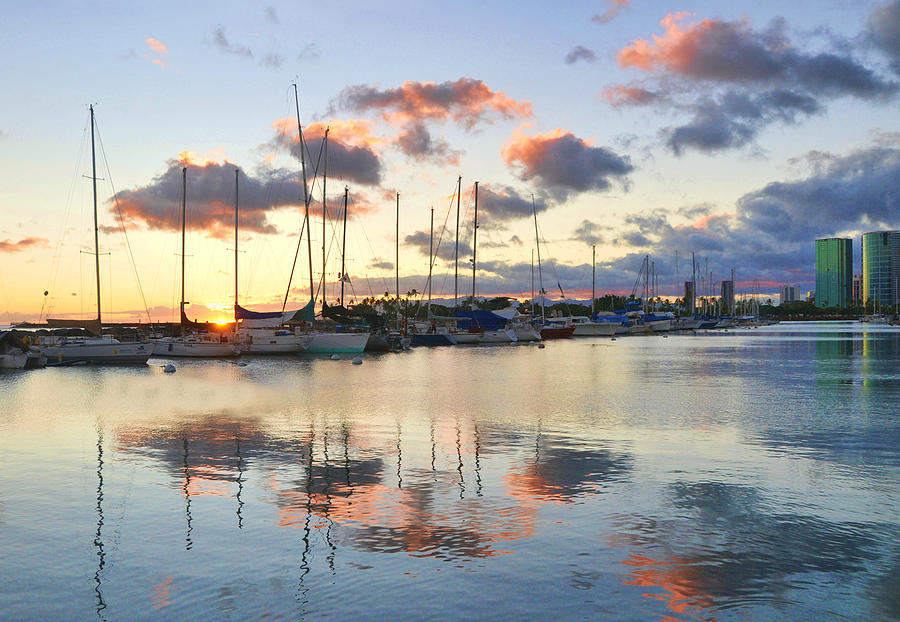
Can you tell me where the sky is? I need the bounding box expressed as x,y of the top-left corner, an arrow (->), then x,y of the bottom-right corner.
2,0 -> 900,322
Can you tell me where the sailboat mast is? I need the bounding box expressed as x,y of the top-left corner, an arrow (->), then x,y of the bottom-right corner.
292,83 -> 314,305
234,168 -> 238,321
472,181 -> 478,304
691,251 -> 696,317
90,105 -> 102,328
340,187 -> 348,307
180,167 -> 187,338
395,193 -> 400,321
532,194 -> 544,322
454,175 -> 461,308
531,249 -> 535,317
428,207 -> 433,318
322,128 -> 328,305
591,244 -> 596,317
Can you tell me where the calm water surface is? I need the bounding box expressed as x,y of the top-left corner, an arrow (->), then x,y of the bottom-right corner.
1,322 -> 899,620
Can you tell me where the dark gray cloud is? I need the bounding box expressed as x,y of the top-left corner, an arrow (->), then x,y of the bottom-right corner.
565,46 -> 597,65
114,160 -> 306,238
737,143 -> 900,242
869,0 -> 900,74
601,140 -> 900,292
477,184 -> 549,226
261,53 -> 284,69
404,230 -> 473,263
609,12 -> 898,155
210,27 -> 253,58
273,126 -> 382,186
370,260 -> 393,270
395,123 -> 459,163
503,130 -> 633,199
297,43 -> 320,62
666,89 -> 822,154
571,219 -> 606,245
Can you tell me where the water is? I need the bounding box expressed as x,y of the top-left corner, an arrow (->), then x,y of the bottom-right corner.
1,322 -> 898,620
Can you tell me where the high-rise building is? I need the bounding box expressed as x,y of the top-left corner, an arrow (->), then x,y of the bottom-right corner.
852,274 -> 863,305
861,231 -> 900,309
780,285 -> 802,304
815,238 -> 853,308
720,280 -> 734,314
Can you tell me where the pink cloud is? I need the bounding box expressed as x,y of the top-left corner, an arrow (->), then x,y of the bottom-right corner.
146,37 -> 168,54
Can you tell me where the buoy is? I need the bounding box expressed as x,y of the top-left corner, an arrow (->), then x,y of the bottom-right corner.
352,356 -> 363,365
163,363 -> 176,374
537,343 -> 546,349
611,337 -> 616,341
331,354 -> 341,360
237,361 -> 248,366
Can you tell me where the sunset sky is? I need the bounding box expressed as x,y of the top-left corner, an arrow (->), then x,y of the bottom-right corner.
2,0 -> 899,322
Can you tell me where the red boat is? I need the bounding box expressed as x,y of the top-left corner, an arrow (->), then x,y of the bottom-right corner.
539,325 -> 575,339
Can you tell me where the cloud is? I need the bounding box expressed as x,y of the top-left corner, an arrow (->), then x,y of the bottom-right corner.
0,129 -> 6,140
297,43 -> 320,62
592,0 -> 630,25
271,118 -> 383,186
0,237 -> 49,253
736,142 -> 900,242
265,5 -> 278,23
145,37 -> 168,54
571,220 -> 606,245
602,138 -> 900,292
330,78 -> 532,130
565,46 -> 597,65
261,53 -> 284,69
370,260 -> 393,270
869,0 -> 900,73
394,123 -> 460,164
666,89 -> 821,154
477,184 -> 549,225
404,230 -> 473,262
502,127 -> 633,200
210,27 -> 253,58
113,156 -> 310,239
600,85 -> 664,106
609,12 -> 897,155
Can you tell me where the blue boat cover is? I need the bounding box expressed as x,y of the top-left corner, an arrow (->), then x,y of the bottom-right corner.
454,310 -> 507,331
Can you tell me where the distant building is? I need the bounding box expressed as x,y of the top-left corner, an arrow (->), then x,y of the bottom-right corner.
780,285 -> 802,305
720,280 -> 734,314
861,231 -> 900,309
815,238 -> 853,308
852,274 -> 863,305
683,281 -> 695,315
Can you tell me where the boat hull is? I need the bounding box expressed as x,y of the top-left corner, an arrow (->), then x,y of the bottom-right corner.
572,323 -> 617,337
411,333 -> 457,347
300,332 -> 369,354
153,340 -> 240,357
511,325 -> 541,341
540,326 -> 575,339
0,353 -> 28,369
41,342 -> 153,364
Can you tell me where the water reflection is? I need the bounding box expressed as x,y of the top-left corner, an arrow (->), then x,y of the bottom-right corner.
93,428 -> 106,621
614,481 -> 885,617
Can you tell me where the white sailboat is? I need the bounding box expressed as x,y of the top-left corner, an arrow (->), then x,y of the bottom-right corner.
42,106 -> 152,365
154,167 -> 240,358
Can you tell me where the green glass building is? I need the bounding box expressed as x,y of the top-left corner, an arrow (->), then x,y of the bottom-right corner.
815,238 -> 852,308
862,231 -> 900,309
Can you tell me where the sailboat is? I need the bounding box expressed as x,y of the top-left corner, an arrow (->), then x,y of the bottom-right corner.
153,168 -> 240,357
42,106 -> 153,364
530,195 -> 574,339
453,181 -> 516,344
300,184 -> 369,354
410,206 -> 457,346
